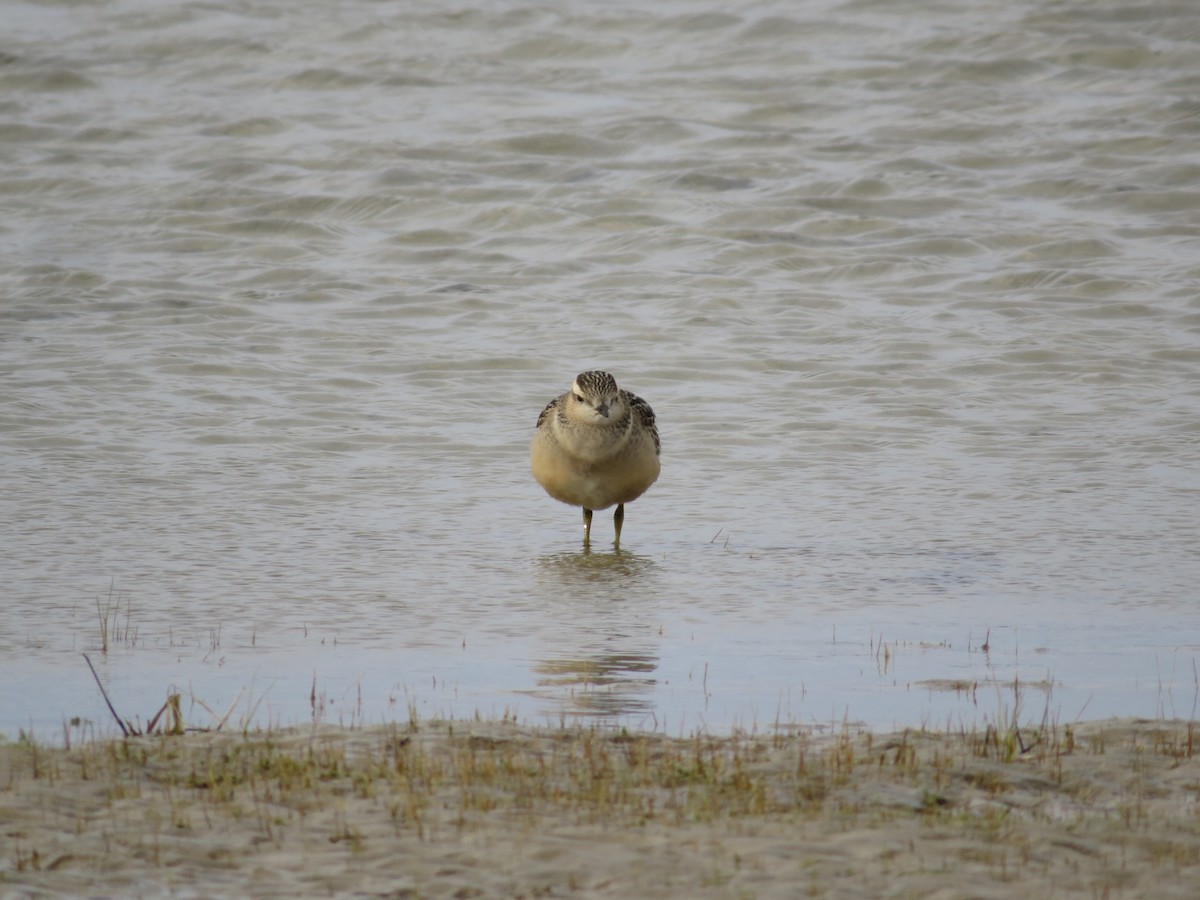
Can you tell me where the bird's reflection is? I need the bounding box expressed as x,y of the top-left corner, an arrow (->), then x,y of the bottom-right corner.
534,548 -> 657,584
531,651 -> 658,719
528,549 -> 662,722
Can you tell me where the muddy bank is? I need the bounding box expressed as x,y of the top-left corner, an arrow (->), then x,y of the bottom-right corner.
2,718 -> 1197,898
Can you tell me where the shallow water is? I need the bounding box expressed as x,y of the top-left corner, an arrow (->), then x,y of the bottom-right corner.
4,0 -> 1200,741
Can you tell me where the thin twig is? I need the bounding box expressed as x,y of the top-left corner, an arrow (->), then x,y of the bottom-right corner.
190,685 -> 244,732
217,686 -> 246,731
145,697 -> 171,734
192,696 -> 221,724
82,653 -> 130,737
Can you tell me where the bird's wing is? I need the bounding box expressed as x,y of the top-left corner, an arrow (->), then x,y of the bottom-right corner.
535,395 -> 561,429
625,391 -> 660,455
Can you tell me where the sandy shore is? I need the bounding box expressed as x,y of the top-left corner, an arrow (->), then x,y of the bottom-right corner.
1,717 -> 1197,898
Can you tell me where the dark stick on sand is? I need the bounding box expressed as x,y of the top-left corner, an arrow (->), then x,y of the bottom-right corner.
83,653 -> 130,738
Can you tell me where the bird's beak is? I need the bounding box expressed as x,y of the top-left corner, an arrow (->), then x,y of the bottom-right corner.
596,403 -> 610,417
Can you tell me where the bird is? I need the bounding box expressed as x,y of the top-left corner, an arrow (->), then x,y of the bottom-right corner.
531,370 -> 660,546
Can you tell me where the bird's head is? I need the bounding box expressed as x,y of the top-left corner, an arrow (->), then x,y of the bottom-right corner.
569,370 -> 623,422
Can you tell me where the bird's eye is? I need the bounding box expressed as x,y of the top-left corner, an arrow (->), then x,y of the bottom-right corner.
573,393 -> 585,403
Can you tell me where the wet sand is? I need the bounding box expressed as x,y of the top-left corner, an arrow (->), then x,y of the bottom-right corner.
2,718 -> 1197,898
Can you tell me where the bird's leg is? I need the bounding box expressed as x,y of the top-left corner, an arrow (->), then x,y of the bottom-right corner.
582,508 -> 593,544
613,503 -> 625,547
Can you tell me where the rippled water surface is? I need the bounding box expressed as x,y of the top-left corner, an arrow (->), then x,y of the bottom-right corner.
5,0 -> 1200,740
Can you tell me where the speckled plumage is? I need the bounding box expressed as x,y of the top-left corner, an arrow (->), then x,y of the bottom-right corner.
531,370 -> 660,546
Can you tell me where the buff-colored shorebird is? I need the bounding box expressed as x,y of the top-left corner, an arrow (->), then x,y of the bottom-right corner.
531,370 -> 660,546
